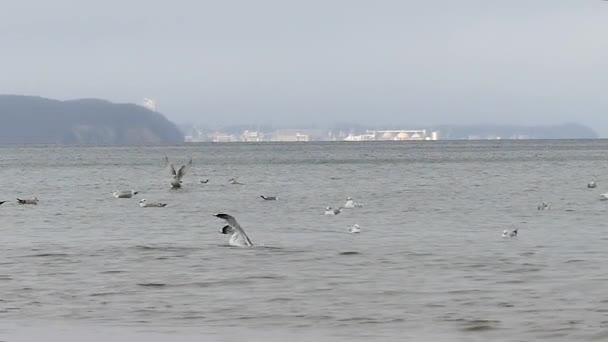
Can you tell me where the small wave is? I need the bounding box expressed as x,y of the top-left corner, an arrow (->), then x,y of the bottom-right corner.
497,302 -> 514,307
453,319 -> 501,332
496,279 -> 526,284
337,317 -> 406,324
268,297 -> 293,302
137,283 -> 167,287
339,251 -> 360,255
133,245 -> 197,252
99,270 -> 127,274
90,292 -> 123,297
248,275 -> 285,280
24,253 -> 71,258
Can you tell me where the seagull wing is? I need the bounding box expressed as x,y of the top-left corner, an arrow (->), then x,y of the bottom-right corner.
164,156 -> 177,176
215,214 -> 253,246
176,158 -> 193,180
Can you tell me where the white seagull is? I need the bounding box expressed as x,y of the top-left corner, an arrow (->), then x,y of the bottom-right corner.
113,190 -> 138,199
325,207 -> 342,216
600,193 -> 608,201
588,181 -> 597,189
502,229 -> 518,238
537,202 -> 549,210
343,197 -> 363,209
348,224 -> 361,233
165,156 -> 193,189
17,197 -> 39,205
229,178 -> 244,185
139,199 -> 167,208
214,213 -> 254,247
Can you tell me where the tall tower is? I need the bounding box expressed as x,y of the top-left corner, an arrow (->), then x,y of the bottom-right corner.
142,98 -> 157,112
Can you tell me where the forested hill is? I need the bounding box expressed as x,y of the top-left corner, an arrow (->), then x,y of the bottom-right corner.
0,95 -> 184,145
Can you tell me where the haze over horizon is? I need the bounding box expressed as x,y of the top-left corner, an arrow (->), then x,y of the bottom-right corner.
1,1 -> 606,135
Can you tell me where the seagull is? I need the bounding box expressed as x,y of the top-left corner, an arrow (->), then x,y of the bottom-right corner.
214,213 -> 254,247
165,156 -> 193,189
325,207 -> 342,216
502,229 -> 518,238
348,224 -> 361,233
343,197 -> 363,209
200,179 -> 209,184
260,195 -> 277,201
17,197 -> 39,205
588,181 -> 597,189
537,202 -> 549,210
600,193 -> 608,201
229,178 -> 244,185
113,190 -> 138,199
139,199 -> 167,208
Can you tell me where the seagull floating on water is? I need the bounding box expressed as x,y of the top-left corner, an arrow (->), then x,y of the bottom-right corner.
348,224 -> 361,233
113,190 -> 138,199
139,199 -> 167,208
17,197 -> 39,205
502,229 -> 518,238
260,195 -> 277,201
214,213 -> 254,247
537,202 -> 549,210
600,193 -> 608,201
325,207 -> 342,216
165,156 -> 193,189
343,197 -> 363,209
588,181 -> 597,189
229,178 -> 244,185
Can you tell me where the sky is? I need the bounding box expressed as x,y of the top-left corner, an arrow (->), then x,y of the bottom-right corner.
1,0 -> 607,134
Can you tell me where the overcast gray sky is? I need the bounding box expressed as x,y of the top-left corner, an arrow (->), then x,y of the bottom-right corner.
1,1 -> 607,134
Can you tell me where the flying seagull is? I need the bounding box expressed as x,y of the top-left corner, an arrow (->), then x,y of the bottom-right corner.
165,156 -> 193,189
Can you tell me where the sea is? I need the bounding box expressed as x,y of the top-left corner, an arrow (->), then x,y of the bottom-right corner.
0,140 -> 607,342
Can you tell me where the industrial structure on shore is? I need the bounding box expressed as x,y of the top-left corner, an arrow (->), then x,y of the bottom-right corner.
185,128 -> 439,142
344,130 -> 439,141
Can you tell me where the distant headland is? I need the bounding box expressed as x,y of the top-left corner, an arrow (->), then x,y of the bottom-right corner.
0,95 -> 183,145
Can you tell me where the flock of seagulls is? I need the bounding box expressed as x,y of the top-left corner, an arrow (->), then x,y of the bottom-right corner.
12,156 -> 605,244
514,178 -> 608,239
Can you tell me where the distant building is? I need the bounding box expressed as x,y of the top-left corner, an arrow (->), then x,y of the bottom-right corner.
344,133 -> 375,141
344,129 -> 440,141
272,130 -> 311,142
210,132 -> 238,142
241,130 -> 264,142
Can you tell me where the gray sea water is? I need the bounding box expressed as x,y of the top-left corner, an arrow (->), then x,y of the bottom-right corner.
1,141 -> 607,342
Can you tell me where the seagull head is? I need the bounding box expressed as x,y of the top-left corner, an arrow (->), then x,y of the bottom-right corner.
220,225 -> 235,234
